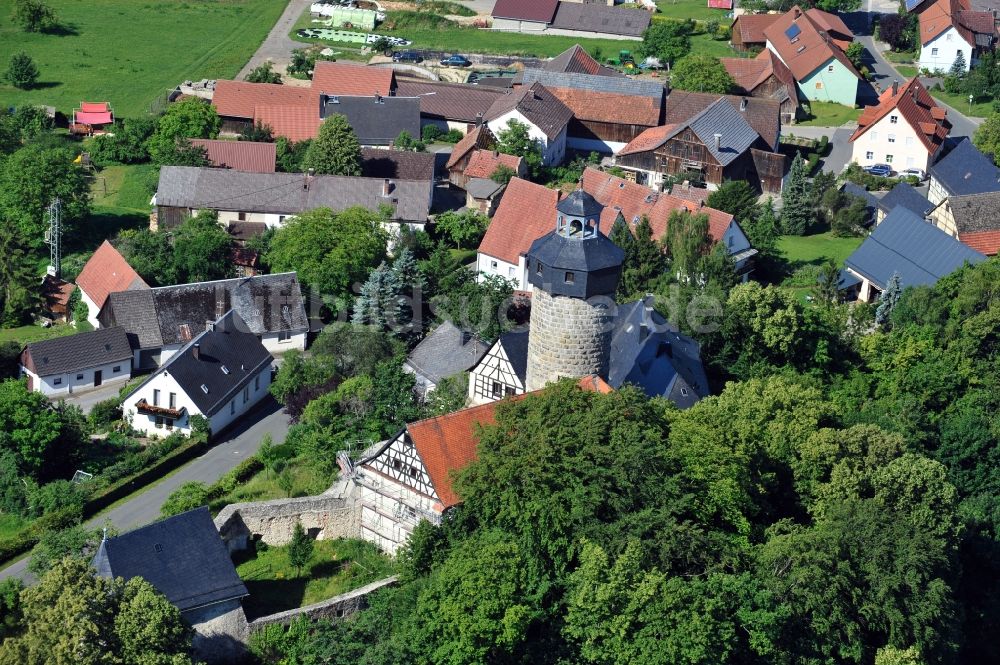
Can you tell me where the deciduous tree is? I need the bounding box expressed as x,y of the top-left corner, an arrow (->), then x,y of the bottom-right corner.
146,98 -> 220,165
5,52 -> 39,89
0,145 -> 91,242
639,20 -> 694,66
245,61 -> 282,84
302,114 -> 362,176
496,119 -> 543,176
10,0 -> 57,32
670,55 -> 735,93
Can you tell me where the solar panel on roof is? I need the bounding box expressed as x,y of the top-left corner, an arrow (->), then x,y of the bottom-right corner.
905,0 -> 924,10
785,23 -> 801,40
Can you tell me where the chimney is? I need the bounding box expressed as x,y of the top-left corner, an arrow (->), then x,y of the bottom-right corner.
493,149 -> 499,158
192,343 -> 200,360
475,111 -> 483,127
374,92 -> 382,104
714,133 -> 722,151
206,320 -> 216,331
303,168 -> 314,190
382,178 -> 393,196
740,97 -> 748,112
892,79 -> 899,96
699,200 -> 705,209
792,6 -> 800,18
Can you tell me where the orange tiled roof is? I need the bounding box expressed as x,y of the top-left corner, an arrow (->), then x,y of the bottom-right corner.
580,167 -> 734,243
446,125 -> 496,169
406,376 -> 610,508
464,149 -> 524,179
75,240 -> 149,311
253,105 -> 322,142
850,77 -> 950,153
311,61 -> 396,98
546,85 -> 661,126
721,57 -> 772,91
189,139 -> 276,173
959,230 -> 1000,255
212,80 -> 312,119
618,124 -> 678,156
733,13 -> 781,43
762,5 -> 860,81
478,177 -> 560,265
919,0 -> 976,45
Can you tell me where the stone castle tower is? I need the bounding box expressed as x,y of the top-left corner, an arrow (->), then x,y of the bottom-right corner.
524,189 -> 624,392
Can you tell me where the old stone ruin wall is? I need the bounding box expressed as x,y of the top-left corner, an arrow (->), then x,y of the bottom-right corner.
213,478 -> 362,553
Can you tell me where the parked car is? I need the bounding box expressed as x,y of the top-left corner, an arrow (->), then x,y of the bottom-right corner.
899,167 -> 927,181
439,55 -> 472,67
393,50 -> 423,63
864,164 -> 892,177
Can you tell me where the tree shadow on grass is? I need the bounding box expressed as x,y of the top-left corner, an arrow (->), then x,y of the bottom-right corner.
42,23 -> 80,36
242,578 -> 308,620
67,208 -> 147,253
25,81 -> 62,90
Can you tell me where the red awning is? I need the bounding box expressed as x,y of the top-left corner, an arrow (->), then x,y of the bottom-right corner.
708,0 -> 733,7
80,102 -> 109,113
75,111 -> 113,125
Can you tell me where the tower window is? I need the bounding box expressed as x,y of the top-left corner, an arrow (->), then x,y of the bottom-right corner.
570,219 -> 583,236
564,271 -> 575,284
535,262 -> 543,275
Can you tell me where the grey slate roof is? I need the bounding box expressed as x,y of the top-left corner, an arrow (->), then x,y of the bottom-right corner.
878,182 -> 932,217
608,297 -> 708,408
93,506 -> 248,613
360,148 -> 436,181
549,2 -> 651,37
155,166 -> 431,222
929,138 -> 1000,197
25,327 -> 132,376
320,95 -> 421,146
127,310 -> 274,416
519,69 -> 664,99
498,329 -> 529,382
405,320 -> 490,384
394,77 -> 507,123
683,99 -> 759,166
945,190 -> 1000,232
466,177 -> 506,199
100,273 -> 308,349
557,189 -> 605,217
845,206 -> 986,290
485,82 -> 573,141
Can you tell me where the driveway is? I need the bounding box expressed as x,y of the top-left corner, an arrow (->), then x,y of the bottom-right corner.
782,125 -> 857,174
238,0 -> 313,78
0,398 -> 290,584
51,381 -> 125,415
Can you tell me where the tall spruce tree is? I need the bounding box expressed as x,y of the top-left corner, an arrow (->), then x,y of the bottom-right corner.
302,114 -> 362,176
780,153 -> 811,235
389,248 -> 425,341
875,271 -> 902,327
353,262 -> 394,328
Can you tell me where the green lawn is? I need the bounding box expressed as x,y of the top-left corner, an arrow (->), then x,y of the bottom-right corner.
883,49 -> 917,64
797,101 -> 863,127
778,232 -> 864,265
236,538 -> 395,620
0,323 -> 76,345
209,458 -> 333,511
689,31 -> 736,58
894,65 -> 918,79
928,89 -> 992,119
293,9 -> 636,58
655,0 -> 733,22
0,514 -> 28,541
0,0 -> 287,116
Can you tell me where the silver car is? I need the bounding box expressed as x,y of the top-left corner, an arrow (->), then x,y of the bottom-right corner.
900,167 -> 927,180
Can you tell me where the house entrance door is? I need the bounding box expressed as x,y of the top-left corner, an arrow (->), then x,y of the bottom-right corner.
94,370 -> 102,386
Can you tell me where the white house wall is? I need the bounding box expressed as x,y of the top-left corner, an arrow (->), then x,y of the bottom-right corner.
851,109 -> 937,171
920,27 -> 973,74
80,290 -> 102,329
22,358 -> 131,397
124,364 -> 271,437
486,110 -> 566,166
468,340 -> 524,405
476,252 -> 525,289
261,330 -> 308,355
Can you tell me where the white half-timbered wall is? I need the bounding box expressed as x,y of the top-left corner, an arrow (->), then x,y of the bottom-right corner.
467,338 -> 524,406
355,431 -> 443,554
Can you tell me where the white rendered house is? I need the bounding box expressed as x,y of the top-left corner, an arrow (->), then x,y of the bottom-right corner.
123,311 -> 273,437
20,327 -> 133,396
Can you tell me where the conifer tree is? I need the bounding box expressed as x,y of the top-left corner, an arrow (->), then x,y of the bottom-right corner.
287,522 -> 314,577
353,262 -> 393,328
875,271 -> 902,327
389,248 -> 425,340
949,50 -> 967,78
780,153 -> 811,235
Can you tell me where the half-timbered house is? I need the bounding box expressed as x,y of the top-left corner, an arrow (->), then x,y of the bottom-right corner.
467,330 -> 528,405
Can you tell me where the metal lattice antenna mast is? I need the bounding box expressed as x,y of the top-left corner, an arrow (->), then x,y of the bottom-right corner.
44,198 -> 62,278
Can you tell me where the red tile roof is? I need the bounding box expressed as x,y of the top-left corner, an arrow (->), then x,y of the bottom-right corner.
919,0 -> 976,45
406,375 -> 610,508
311,61 -> 396,98
580,167 -> 734,243
41,275 -> 74,317
478,177 -> 560,264
732,13 -> 780,43
959,230 -> 1000,255
253,105 -> 322,142
189,139 -> 276,173
212,80 -> 312,119
850,78 -> 950,154
464,149 -> 524,179
670,182 -> 711,204
446,125 -> 497,170
491,0 -> 559,22
762,6 -> 860,81
721,57 -> 772,92
76,240 -> 149,311
544,44 -> 622,77
618,123 -> 678,155
546,85 -> 661,126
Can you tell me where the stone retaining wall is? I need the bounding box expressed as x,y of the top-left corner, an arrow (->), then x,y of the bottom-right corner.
214,480 -> 361,553
248,576 -> 398,631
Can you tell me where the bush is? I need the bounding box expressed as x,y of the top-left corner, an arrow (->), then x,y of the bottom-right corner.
160,481 -> 210,517
88,398 -> 123,430
190,414 -> 211,439
89,118 -> 156,165
11,0 -> 57,32
6,52 -> 39,90
28,480 -> 86,518
421,125 -> 443,142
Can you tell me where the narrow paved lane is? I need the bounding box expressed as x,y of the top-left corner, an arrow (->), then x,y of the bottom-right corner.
0,399 -> 289,583
237,0 -> 313,78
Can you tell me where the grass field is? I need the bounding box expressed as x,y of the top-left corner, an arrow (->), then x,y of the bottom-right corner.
929,89 -> 992,119
236,538 -> 395,620
0,0 -> 287,116
797,101 -> 863,127
209,458 -> 333,510
0,323 -> 76,345
655,0 -> 732,22
778,232 -> 864,265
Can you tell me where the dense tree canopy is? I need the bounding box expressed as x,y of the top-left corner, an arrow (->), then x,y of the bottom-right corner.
0,144 -> 90,243
302,114 -> 362,176
146,98 -> 220,165
669,55 -> 735,93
